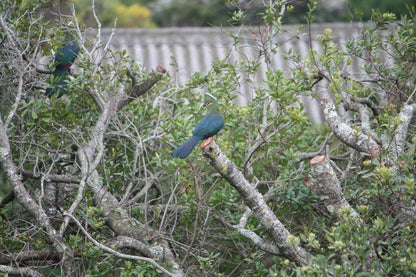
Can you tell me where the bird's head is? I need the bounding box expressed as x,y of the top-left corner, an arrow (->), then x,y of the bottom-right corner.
203,93 -> 219,112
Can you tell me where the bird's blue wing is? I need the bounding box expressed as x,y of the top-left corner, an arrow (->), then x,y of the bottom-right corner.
193,112 -> 224,139
55,40 -> 80,67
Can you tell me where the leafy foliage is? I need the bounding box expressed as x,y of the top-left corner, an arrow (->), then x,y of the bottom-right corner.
1,0 -> 416,276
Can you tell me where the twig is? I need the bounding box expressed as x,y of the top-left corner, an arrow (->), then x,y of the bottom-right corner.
298,133 -> 333,161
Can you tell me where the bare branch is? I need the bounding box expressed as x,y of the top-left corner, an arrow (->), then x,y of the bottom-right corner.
307,155 -> 376,268
70,2 -> 106,111
132,204 -> 188,213
0,250 -> 70,264
391,103 -> 416,159
0,265 -> 43,277
0,15 -> 26,128
0,124 -> 60,251
298,133 -> 333,161
58,172 -> 88,237
320,98 -> 380,156
232,206 -> 281,255
109,236 -> 163,260
357,103 -> 378,141
71,66 -> 184,275
36,67 -> 54,74
355,97 -> 380,116
20,170 -> 80,184
235,227 -> 281,255
117,65 -> 167,111
0,191 -> 15,217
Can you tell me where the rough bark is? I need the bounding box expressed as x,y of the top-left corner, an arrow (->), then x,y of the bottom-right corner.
0,265 -> 43,277
391,103 -> 416,160
65,213 -> 178,277
307,155 -> 376,268
307,155 -> 360,219
320,98 -> 380,156
0,250 -> 65,264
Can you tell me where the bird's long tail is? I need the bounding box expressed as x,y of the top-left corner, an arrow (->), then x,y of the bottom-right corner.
172,136 -> 201,159
46,69 -> 69,98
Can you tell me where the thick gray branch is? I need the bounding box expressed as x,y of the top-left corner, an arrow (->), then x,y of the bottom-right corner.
201,139 -> 310,266
391,103 -> 416,158
109,236 -> 164,260
233,223 -> 281,256
0,250 -> 63,264
0,265 -> 43,277
306,155 -> 360,218
320,98 -> 380,155
232,185 -> 283,255
307,155 -> 376,267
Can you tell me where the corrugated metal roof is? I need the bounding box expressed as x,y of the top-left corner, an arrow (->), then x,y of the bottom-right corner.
91,23 -> 372,123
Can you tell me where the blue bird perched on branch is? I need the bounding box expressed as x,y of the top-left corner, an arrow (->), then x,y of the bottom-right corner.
46,38 -> 80,98
172,93 -> 224,159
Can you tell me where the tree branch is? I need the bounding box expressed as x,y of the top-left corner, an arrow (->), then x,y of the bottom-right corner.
64,213 -> 178,277
232,207 -> 281,255
0,118 -> 75,271
306,155 -> 360,219
306,155 -> 376,268
0,265 -> 43,277
298,133 -> 333,161
20,170 -> 80,184
109,236 -> 164,260
0,250 -> 70,264
117,65 -> 167,111
320,97 -> 380,156
391,103 -> 416,159
201,138 -> 310,266
0,191 -> 15,217
69,61 -> 182,275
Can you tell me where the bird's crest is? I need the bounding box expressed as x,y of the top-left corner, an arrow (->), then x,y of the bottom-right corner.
204,93 -> 217,106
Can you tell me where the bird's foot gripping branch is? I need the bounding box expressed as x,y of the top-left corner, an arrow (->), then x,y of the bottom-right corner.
200,136 -> 214,149
201,138 -> 310,266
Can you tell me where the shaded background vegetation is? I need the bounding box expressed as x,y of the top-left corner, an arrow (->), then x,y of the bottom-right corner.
38,0 -> 416,28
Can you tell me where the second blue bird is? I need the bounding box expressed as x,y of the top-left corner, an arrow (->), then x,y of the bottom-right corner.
46,38 -> 80,98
